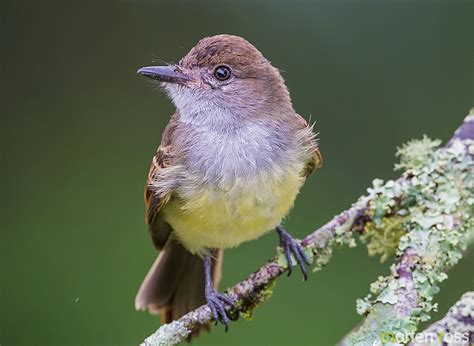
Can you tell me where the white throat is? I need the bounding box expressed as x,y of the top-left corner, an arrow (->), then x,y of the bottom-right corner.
165,84 -> 251,129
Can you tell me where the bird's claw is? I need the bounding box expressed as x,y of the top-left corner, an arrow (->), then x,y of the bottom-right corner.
277,225 -> 311,280
206,290 -> 236,331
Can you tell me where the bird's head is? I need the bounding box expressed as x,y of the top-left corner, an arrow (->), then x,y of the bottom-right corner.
138,34 -> 293,124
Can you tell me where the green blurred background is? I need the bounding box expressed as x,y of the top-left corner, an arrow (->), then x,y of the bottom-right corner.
2,1 -> 473,345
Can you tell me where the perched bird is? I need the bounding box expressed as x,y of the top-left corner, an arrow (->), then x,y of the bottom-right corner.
135,34 -> 322,331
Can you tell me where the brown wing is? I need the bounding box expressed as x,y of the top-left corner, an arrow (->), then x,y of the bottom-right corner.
296,114 -> 323,177
144,112 -> 179,250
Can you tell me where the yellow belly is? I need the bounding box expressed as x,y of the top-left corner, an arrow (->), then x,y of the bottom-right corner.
162,169 -> 305,254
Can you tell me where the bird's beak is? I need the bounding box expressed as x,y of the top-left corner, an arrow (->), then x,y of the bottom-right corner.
137,65 -> 191,84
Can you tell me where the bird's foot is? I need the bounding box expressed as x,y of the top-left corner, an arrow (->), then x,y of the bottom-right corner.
205,288 -> 236,331
276,225 -> 311,280
203,252 -> 236,330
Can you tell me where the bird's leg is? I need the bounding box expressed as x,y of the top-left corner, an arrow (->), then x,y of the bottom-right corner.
276,224 -> 311,280
204,252 -> 235,330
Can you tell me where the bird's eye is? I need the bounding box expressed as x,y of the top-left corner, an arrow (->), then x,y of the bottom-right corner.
214,66 -> 232,81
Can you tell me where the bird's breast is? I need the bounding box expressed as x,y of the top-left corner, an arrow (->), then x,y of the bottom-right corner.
180,122 -> 292,186
163,162 -> 305,254
161,121 -> 308,253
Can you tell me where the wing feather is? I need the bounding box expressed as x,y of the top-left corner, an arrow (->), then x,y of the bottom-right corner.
144,112 -> 179,249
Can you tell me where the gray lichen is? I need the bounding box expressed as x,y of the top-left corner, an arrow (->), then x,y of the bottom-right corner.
347,132 -> 473,344
409,291 -> 474,345
141,320 -> 191,346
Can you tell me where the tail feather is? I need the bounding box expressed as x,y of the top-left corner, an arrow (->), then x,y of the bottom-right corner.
135,238 -> 190,313
135,237 -> 223,332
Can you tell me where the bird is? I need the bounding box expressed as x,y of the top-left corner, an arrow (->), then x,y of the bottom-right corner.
135,34 -> 322,332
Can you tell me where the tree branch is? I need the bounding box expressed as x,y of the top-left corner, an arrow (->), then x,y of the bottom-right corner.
340,110 -> 474,345
141,109 -> 474,346
409,291 -> 474,345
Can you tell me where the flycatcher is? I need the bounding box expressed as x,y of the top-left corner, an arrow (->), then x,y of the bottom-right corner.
135,34 -> 322,331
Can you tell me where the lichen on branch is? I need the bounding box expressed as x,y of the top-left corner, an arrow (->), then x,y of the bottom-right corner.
344,114 -> 474,345
409,291 -> 474,345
